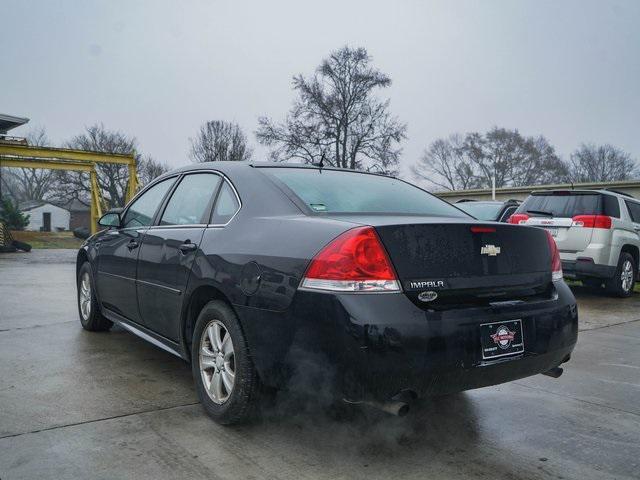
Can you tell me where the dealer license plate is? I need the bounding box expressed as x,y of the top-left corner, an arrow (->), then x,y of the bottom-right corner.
480,319 -> 524,360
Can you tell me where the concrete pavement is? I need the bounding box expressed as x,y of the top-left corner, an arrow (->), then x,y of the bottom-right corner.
1,250 -> 639,479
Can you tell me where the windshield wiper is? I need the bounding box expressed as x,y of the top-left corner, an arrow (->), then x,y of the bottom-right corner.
526,209 -> 554,217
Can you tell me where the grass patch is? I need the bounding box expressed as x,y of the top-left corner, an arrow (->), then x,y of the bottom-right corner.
11,230 -> 83,249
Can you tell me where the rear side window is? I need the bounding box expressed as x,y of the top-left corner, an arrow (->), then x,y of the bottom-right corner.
625,201 -> 640,223
603,195 -> 621,218
122,177 -> 175,228
160,173 -> 221,226
517,193 -> 602,218
264,168 -> 467,217
211,181 -> 240,224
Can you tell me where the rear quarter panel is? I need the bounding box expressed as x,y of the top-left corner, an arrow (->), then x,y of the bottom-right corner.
191,215 -> 351,311
609,222 -> 639,265
184,213 -> 354,384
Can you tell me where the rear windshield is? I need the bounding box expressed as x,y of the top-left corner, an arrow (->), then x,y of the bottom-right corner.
516,193 -> 613,218
263,168 -> 468,217
456,202 -> 503,220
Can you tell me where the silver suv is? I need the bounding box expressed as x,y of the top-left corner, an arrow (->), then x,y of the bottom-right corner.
509,189 -> 640,297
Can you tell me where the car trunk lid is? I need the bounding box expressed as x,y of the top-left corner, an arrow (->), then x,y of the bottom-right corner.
371,220 -> 553,308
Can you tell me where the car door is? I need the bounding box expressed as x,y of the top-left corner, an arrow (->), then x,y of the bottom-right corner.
96,177 -> 176,322
136,172 -> 222,340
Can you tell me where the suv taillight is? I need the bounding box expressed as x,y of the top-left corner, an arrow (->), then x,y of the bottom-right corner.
300,226 -> 400,292
571,215 -> 612,229
508,213 -> 530,225
545,230 -> 563,282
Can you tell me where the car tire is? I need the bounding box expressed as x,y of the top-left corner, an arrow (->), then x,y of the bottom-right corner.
605,252 -> 636,298
77,261 -> 113,331
192,300 -> 260,425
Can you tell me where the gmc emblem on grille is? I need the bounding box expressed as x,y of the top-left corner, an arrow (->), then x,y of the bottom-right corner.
409,280 -> 445,289
481,244 -> 501,256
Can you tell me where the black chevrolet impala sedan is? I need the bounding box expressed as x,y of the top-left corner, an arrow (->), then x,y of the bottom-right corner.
76,162 -> 578,424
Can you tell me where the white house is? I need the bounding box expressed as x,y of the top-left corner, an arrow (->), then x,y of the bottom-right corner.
19,201 -> 70,232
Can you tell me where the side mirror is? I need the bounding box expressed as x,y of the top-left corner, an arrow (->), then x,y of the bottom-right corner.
98,212 -> 121,228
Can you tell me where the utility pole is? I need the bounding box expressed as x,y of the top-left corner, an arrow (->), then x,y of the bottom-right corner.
492,174 -> 496,200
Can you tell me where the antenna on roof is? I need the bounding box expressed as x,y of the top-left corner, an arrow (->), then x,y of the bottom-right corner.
313,152 -> 325,170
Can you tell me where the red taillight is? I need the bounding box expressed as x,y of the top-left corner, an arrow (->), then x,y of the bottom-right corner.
301,226 -> 400,292
545,230 -> 563,282
571,215 -> 612,229
508,213 -> 530,225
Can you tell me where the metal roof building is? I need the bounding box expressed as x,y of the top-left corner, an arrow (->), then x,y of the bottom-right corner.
0,113 -> 29,134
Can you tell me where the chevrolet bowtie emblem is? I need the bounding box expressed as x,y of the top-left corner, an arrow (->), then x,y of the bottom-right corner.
481,244 -> 501,256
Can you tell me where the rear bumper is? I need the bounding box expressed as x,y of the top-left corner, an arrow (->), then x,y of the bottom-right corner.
562,259 -> 616,279
239,282 -> 578,401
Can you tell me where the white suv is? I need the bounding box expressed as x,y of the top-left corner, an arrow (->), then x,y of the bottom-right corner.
509,189 -> 640,297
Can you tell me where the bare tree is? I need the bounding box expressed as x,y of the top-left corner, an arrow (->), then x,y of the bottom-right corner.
0,127 -> 56,202
189,121 -> 252,163
464,128 -> 568,188
137,155 -> 169,186
416,127 -> 568,190
568,144 -> 636,182
257,46 -> 406,175
413,134 -> 479,191
54,124 -> 140,208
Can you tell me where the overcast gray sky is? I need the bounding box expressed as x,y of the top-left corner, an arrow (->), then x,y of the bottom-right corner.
2,0 -> 639,184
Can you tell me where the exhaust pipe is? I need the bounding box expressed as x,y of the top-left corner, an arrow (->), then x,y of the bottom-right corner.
361,399 -> 410,417
542,367 -> 564,378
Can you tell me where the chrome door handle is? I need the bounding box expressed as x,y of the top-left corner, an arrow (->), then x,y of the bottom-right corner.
179,242 -> 198,254
127,240 -> 139,251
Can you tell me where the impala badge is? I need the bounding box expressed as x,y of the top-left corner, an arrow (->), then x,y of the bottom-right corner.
481,244 -> 501,256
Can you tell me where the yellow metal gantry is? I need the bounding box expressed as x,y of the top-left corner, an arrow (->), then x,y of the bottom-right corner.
0,144 -> 138,234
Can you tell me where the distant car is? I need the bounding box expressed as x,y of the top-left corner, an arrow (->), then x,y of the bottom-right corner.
455,199 -> 521,222
76,163 -> 577,424
509,189 -> 640,297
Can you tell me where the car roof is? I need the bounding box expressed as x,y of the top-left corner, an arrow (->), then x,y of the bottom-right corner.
168,161 -> 391,176
531,189 -> 635,200
456,200 -> 520,206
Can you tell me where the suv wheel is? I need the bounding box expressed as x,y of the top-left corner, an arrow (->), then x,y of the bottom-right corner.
192,300 -> 260,425
605,252 -> 636,298
77,262 -> 113,331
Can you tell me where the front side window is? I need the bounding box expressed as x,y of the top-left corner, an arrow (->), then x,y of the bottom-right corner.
122,177 -> 175,229
160,173 -> 221,226
263,168 -> 467,217
211,181 -> 240,224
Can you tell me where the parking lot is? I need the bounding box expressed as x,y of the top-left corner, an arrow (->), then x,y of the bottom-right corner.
0,249 -> 639,480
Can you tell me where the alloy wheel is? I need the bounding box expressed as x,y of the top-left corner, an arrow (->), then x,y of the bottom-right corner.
199,319 -> 236,404
79,272 -> 92,320
621,260 -> 634,293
